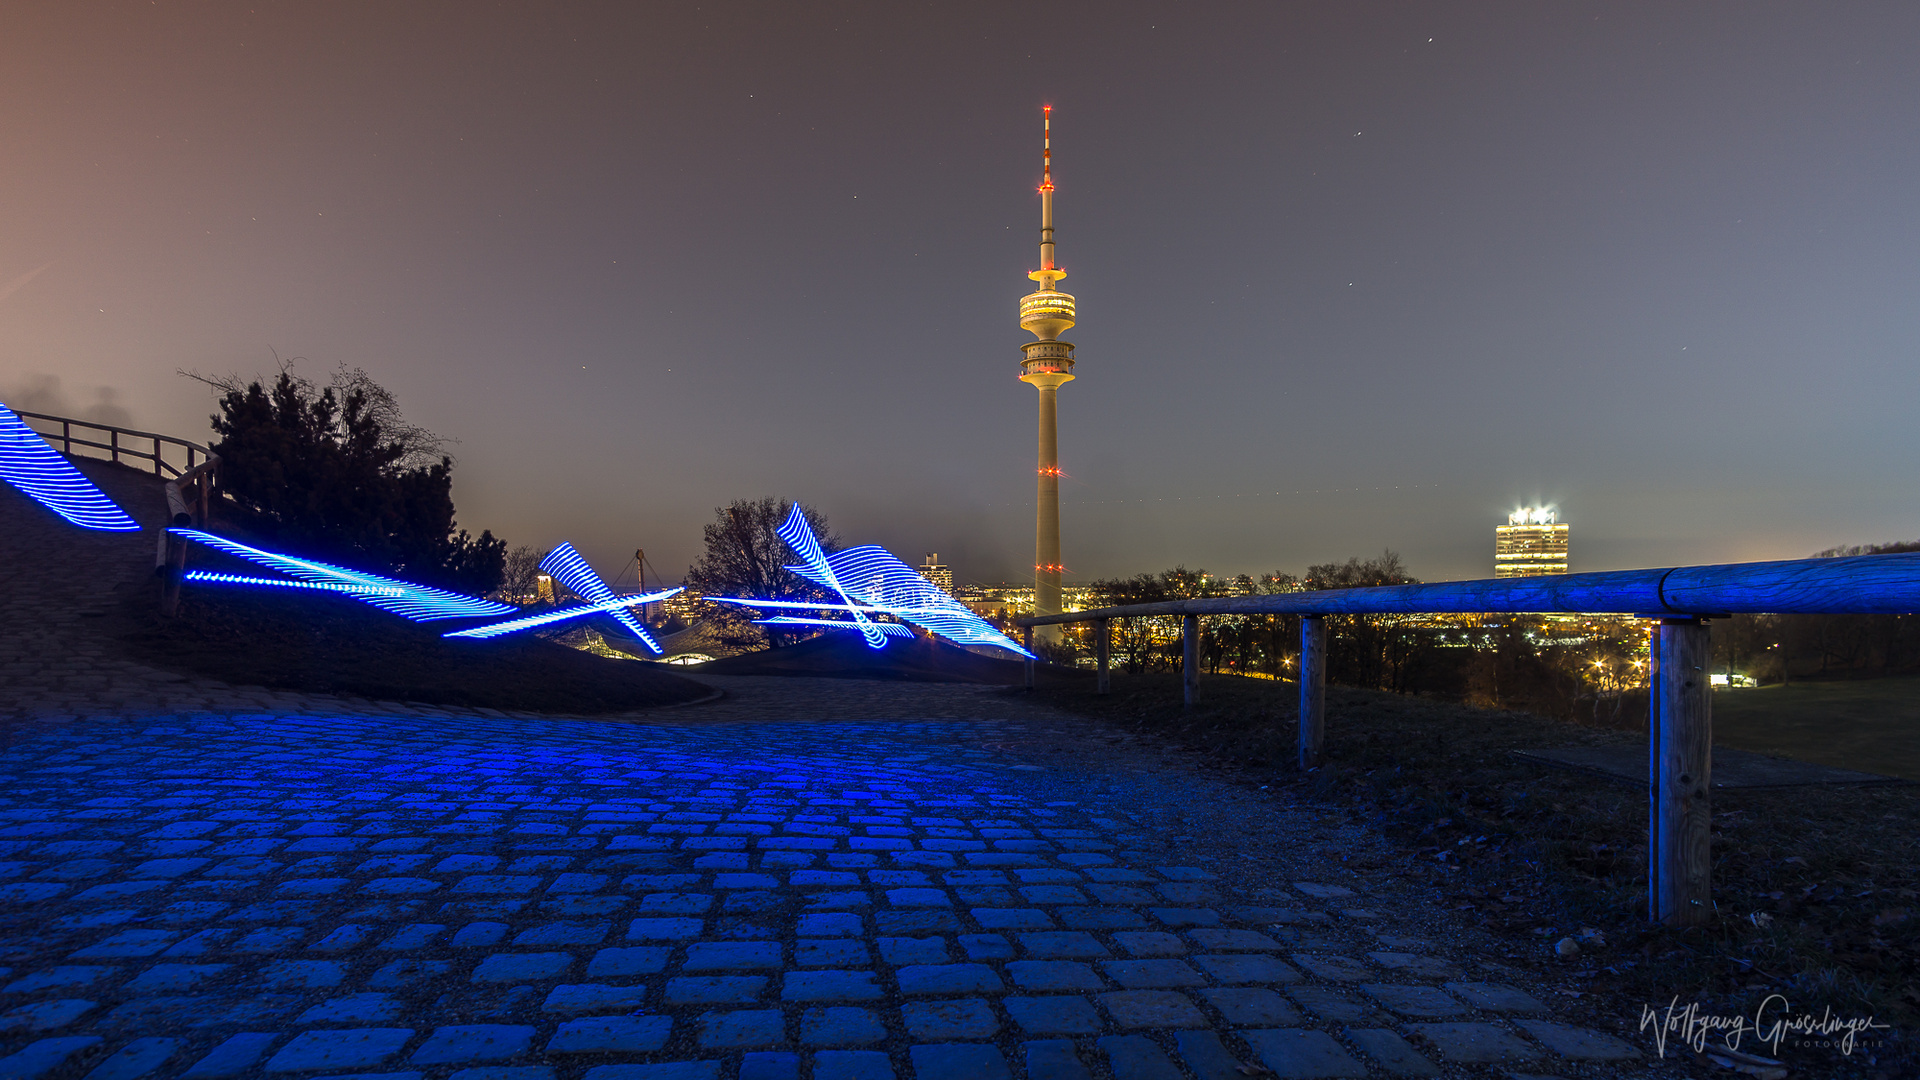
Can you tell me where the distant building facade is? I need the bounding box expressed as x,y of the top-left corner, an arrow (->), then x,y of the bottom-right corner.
917,554 -> 954,594
957,584 -> 1032,621
1495,508 -> 1569,577
661,589 -> 710,623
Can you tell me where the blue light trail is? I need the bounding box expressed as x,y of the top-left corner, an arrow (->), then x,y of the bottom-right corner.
0,402 -> 141,531
710,597 -> 998,619
444,587 -> 682,640
538,543 -> 663,654
719,505 -> 1034,657
776,505 -> 887,648
183,571 -> 404,596
708,597 -> 893,612
171,529 -> 516,622
752,616 -> 915,637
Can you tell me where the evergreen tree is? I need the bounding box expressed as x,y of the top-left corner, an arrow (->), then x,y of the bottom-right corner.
197,365 -> 505,594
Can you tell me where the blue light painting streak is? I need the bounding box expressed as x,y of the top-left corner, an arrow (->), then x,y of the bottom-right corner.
709,597 -> 884,611
171,528 -> 516,621
732,504 -> 1033,657
0,402 -> 140,531
538,542 -> 663,654
787,543 -> 1033,656
775,505 -> 888,649
184,571 -> 404,596
709,597 -> 992,619
444,587 -> 682,640
754,616 -> 915,637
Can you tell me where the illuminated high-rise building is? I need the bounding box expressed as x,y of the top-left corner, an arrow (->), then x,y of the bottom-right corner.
1018,106 -> 1076,642
1495,508 -> 1570,577
917,553 -> 954,594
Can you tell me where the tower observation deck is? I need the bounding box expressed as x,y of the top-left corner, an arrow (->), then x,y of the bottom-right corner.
1019,107 -> 1075,643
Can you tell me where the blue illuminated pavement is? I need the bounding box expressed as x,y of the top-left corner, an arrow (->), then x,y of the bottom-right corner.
0,464 -> 1643,1077
0,693 -> 1645,1079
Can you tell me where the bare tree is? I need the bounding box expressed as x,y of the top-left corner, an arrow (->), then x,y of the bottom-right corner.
1302,550 -> 1416,688
684,497 -> 839,647
493,545 -> 547,605
183,360 -> 451,470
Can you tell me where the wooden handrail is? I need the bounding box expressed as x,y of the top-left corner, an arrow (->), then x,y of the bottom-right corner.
1019,551 -> 1920,929
13,409 -> 214,480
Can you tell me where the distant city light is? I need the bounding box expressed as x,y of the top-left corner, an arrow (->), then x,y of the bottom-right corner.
0,402 -> 141,531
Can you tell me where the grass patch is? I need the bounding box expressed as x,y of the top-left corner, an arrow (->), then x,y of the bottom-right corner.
1714,679 -> 1920,782
1030,672 -> 1919,1043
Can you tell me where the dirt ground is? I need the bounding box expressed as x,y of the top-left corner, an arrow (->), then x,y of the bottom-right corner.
1026,671 -> 1919,1066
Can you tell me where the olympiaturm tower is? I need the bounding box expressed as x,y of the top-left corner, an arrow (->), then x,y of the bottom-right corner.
1018,106 -> 1075,642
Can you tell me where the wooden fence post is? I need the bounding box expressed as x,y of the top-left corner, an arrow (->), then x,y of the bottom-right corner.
1648,620 -> 1660,923
1094,617 -> 1110,695
1182,614 -> 1199,707
161,533 -> 187,617
1652,617 -> 1713,925
1023,626 -> 1035,690
1300,616 -> 1327,769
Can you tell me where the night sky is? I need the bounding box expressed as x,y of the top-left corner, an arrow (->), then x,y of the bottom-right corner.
3,3 -> 1916,588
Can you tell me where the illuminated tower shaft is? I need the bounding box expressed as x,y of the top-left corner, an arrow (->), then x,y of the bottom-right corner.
1018,107 -> 1076,642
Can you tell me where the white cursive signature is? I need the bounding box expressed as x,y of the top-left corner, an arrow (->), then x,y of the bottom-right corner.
1638,995 -> 1891,1057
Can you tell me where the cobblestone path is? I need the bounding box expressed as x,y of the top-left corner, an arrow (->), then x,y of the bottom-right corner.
0,697 -> 1653,1080
0,467 -> 1653,1078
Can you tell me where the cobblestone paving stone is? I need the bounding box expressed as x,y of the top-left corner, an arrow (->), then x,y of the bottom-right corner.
0,470 -> 1660,1078
0,690 -> 1666,1080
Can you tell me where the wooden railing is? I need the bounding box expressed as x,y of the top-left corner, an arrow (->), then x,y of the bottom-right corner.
18,410 -> 220,613
1017,551 -> 1920,926
15,409 -> 214,480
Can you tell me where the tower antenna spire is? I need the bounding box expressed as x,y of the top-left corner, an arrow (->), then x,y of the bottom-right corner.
1042,106 -> 1053,189
1039,106 -> 1056,272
